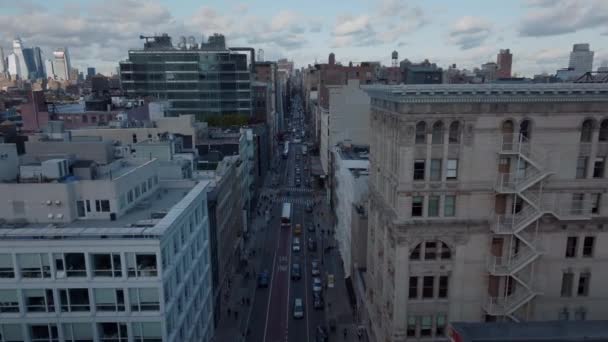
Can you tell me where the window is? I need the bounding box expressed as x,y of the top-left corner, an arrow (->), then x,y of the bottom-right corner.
593,158 -> 605,178
438,276 -> 449,298
436,314 -> 447,336
440,242 -> 452,259
592,194 -> 601,214
572,194 -> 585,215
574,307 -> 587,321
24,289 -> 54,312
415,122 -> 426,144
413,160 -> 425,180
132,134 -> 138,144
129,288 -> 160,311
444,195 -> 456,217
98,323 -> 127,342
0,290 -> 19,313
132,322 -> 162,342
432,121 -> 444,144
95,289 -> 125,312
127,190 -> 133,204
558,307 -> 569,320
425,241 -> 437,260
407,316 -> 417,337
95,200 -> 111,212
412,196 -> 423,217
409,277 -> 418,299
0,324 -> 23,342
561,272 -> 574,297
92,253 -> 122,277
520,120 -> 531,139
581,120 -> 594,142
422,276 -> 434,298
600,120 -> 608,142
420,316 -> 432,337
428,196 -> 440,217
0,254 -> 14,278
577,273 -> 590,296
29,324 -> 58,342
430,159 -> 442,181
446,159 -> 458,180
63,323 -> 94,342
59,288 -> 90,312
18,253 -> 50,278
576,157 -> 588,179
126,253 -> 158,277
135,186 -> 141,198
583,236 -> 595,257
565,237 -> 578,258
55,253 -> 86,277
410,244 -> 421,260
449,122 -> 460,144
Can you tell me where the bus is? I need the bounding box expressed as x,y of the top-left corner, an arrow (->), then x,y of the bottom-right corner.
281,202 -> 292,228
282,142 -> 290,159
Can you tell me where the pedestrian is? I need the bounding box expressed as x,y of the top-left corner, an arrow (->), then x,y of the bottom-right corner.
357,329 -> 363,340
344,328 -> 348,339
234,310 -> 239,319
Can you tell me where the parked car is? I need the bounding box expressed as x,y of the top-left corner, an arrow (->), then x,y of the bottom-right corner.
291,263 -> 301,280
311,260 -> 320,276
307,224 -> 315,232
312,277 -> 323,292
257,270 -> 269,288
294,224 -> 302,235
293,298 -> 304,319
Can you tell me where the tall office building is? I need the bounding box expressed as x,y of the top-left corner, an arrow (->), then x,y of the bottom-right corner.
44,59 -> 55,79
7,38 -> 30,80
120,33 -> 253,119
87,67 -> 96,78
496,49 -> 512,78
22,47 -> 45,79
361,83 -> 608,342
53,47 -> 72,81
568,43 -> 594,75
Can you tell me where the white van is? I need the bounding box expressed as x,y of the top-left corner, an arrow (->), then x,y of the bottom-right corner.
292,237 -> 301,252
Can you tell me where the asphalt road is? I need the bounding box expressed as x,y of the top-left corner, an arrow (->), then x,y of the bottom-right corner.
247,97 -> 326,342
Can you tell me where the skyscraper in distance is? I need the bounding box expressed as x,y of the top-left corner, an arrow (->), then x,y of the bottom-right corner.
53,47 -> 72,81
7,38 -> 30,80
496,49 -> 512,78
568,43 -> 594,75
87,67 -> 96,78
44,59 -> 55,79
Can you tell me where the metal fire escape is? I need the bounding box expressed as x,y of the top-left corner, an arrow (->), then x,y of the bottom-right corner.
484,133 -> 592,321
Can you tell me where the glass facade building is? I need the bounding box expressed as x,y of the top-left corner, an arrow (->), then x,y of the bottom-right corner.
119,35 -> 252,119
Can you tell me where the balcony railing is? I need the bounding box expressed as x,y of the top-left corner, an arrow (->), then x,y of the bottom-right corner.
486,248 -> 540,275
484,288 -> 536,316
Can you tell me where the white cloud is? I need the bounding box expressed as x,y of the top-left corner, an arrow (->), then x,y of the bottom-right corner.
520,0 -> 608,36
448,16 -> 492,50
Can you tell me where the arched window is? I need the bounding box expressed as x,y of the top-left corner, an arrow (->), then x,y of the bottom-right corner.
501,120 -> 514,134
581,119 -> 594,142
432,121 -> 444,144
410,241 -> 452,261
600,120 -> 608,142
520,119 -> 531,140
415,122 -> 426,144
449,121 -> 460,144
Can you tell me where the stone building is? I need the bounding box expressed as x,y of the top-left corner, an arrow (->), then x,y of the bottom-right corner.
362,83 -> 608,342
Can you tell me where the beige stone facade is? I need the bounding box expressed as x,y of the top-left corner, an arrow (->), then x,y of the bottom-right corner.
362,84 -> 608,342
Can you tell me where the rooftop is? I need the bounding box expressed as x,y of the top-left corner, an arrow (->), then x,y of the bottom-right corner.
450,321 -> 608,342
363,83 -> 608,103
0,180 -> 207,239
337,143 -> 370,161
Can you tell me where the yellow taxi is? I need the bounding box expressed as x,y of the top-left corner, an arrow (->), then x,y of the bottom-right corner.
294,224 -> 302,235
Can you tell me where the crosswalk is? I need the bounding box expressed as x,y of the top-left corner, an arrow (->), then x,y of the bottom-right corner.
282,187 -> 314,194
277,196 -> 314,206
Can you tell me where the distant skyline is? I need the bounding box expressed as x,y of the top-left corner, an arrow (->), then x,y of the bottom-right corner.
0,0 -> 607,76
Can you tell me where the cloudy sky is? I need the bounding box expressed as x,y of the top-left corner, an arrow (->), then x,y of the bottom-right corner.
0,0 -> 607,76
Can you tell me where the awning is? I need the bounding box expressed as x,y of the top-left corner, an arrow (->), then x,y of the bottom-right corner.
311,156 -> 324,176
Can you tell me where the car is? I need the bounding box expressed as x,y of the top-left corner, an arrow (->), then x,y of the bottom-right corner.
291,263 -> 301,280
313,292 -> 324,309
308,237 -> 317,251
312,277 -> 323,292
307,224 -> 315,232
294,224 -> 302,235
311,260 -> 320,276
292,237 -> 301,252
257,270 -> 269,288
293,298 -> 304,319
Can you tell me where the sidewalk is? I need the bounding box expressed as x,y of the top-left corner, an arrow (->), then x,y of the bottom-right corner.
214,173 -> 276,341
